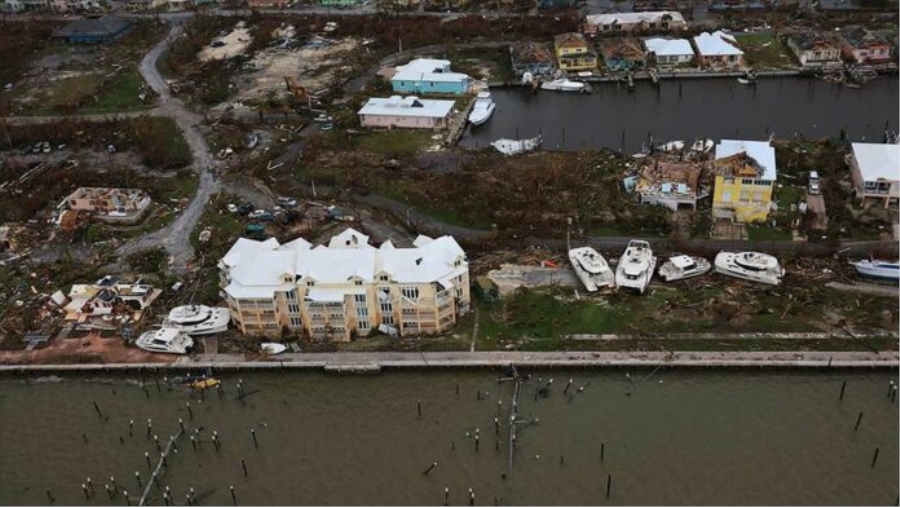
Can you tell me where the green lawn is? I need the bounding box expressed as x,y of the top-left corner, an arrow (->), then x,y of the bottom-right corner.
80,69 -> 155,113
734,34 -> 797,70
354,130 -> 436,156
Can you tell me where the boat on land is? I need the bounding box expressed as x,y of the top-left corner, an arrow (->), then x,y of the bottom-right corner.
166,305 -> 230,335
714,251 -> 784,285
261,342 -> 288,355
850,259 -> 899,281
615,240 -> 657,294
568,246 -> 615,292
658,255 -> 711,282
541,78 -> 590,93
468,91 -> 496,126
491,135 -> 542,155
135,328 -> 194,355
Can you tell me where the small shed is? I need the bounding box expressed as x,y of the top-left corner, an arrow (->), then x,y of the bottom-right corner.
53,16 -> 132,44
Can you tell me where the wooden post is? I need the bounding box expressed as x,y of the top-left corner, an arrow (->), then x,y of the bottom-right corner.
92,401 -> 102,418
230,486 -> 236,505
839,380 -> 847,401
871,447 -> 879,468
855,412 -> 863,431
606,474 -> 612,499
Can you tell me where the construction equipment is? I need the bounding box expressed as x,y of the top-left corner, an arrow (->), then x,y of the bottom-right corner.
283,76 -> 308,100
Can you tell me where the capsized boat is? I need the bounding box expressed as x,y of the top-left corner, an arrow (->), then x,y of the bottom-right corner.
615,240 -> 657,294
491,135 -> 542,156
165,305 -> 230,335
568,246 -> 615,292
468,91 -> 496,126
135,328 -> 194,355
850,259 -> 899,281
658,255 -> 711,282
540,78 -> 590,93
714,251 -> 784,285
261,342 -> 288,355
190,378 -> 221,390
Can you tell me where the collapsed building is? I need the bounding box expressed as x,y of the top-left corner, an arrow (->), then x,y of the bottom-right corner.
58,187 -> 152,226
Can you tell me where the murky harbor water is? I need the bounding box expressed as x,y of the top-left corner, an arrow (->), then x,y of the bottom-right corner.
462,76 -> 900,152
1,370 -> 897,506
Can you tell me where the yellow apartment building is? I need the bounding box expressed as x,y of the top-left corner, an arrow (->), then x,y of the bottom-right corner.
712,139 -> 778,223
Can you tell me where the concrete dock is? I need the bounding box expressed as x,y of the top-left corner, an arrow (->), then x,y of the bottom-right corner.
0,350 -> 897,373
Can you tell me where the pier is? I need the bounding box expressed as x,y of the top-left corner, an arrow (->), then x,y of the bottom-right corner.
138,427 -> 184,507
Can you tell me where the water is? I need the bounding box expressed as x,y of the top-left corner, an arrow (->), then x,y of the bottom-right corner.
461,76 -> 900,152
1,371 -> 897,505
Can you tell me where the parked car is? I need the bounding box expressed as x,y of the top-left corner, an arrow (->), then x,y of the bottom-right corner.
313,113 -> 333,123
210,40 -> 226,48
226,203 -> 238,213
42,142 -> 51,153
237,203 -> 255,216
808,171 -> 820,195
320,123 -> 335,132
248,209 -> 268,219
256,212 -> 276,222
277,197 -> 297,207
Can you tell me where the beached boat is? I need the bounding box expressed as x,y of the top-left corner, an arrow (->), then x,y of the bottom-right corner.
568,247 -> 615,292
714,251 -> 784,285
261,342 -> 288,355
468,91 -> 496,126
615,240 -> 657,294
491,135 -> 542,156
850,259 -> 899,281
135,328 -> 194,355
540,78 -> 589,93
166,305 -> 230,335
658,255 -> 711,282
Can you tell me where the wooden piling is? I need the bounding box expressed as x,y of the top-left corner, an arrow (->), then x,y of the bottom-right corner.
241,457 -> 248,476
606,474 -> 612,499
444,487 -> 449,506
129,420 -> 134,437
839,380 -> 847,401
124,491 -> 131,506
46,489 -> 54,503
422,462 -> 438,475
92,401 -> 102,418
230,486 -> 236,505
855,412 -> 864,431
186,402 -> 193,420
417,400 -> 422,418
135,471 -> 142,488
469,488 -> 475,506
601,442 -> 605,462
564,378 -> 573,394
145,451 -> 151,468
871,447 -> 879,468
251,429 -> 258,448
138,427 -> 184,506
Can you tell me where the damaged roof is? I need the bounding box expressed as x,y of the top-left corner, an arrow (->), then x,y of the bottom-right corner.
714,139 -> 777,180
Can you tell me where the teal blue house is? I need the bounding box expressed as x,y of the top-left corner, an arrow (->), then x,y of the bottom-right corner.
391,58 -> 473,95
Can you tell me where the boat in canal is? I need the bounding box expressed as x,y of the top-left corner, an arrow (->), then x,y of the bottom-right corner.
468,91 -> 496,126
491,134 -> 542,155
615,240 -> 657,294
540,78 -> 589,93
190,378 -> 221,390
737,69 -> 758,85
135,328 -> 194,355
658,255 -> 711,282
850,259 -> 899,281
165,305 -> 230,335
714,251 -> 785,286
568,246 -> 615,292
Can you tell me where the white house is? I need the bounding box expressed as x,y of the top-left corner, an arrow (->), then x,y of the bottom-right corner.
848,143 -> 899,208
358,95 -> 455,129
643,37 -> 695,68
693,31 -> 744,69
219,228 -> 471,341
391,58 -> 473,95
584,11 -> 686,34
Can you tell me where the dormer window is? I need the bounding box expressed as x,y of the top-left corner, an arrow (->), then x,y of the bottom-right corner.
307,280 -> 315,287
379,274 -> 389,282
354,280 -> 363,286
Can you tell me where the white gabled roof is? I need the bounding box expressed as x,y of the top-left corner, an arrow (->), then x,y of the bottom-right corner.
715,139 -> 778,180
222,228 -> 467,300
392,58 -> 471,84
358,96 -> 455,119
851,143 -> 899,182
644,37 -> 694,57
586,11 -> 685,27
693,31 -> 743,56
221,237 -> 280,268
278,237 -> 312,252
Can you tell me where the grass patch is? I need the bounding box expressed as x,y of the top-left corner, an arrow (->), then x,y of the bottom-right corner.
354,130 -> 435,156
80,69 -> 154,113
36,74 -> 103,112
734,34 -> 797,70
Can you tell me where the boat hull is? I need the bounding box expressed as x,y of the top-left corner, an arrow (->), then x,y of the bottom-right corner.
469,103 -> 495,126
658,257 -> 711,282
167,306 -> 231,336
851,261 -> 900,281
714,253 -> 783,286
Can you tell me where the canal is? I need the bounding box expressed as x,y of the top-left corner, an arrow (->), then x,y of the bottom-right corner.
461,76 -> 899,153
0,370 -> 897,506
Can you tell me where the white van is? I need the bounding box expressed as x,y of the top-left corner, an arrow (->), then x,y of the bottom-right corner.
808,171 -> 821,195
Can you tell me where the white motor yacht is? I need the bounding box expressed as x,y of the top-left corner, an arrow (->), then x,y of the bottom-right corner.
658,255 -> 711,282
135,328 -> 194,355
166,305 -> 230,335
261,342 -> 288,355
850,259 -> 899,281
468,91 -> 496,126
568,247 -> 615,292
491,135 -> 542,156
540,78 -> 589,93
714,252 -> 785,285
615,240 -> 657,294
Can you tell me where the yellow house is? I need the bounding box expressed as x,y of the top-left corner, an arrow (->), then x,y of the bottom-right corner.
554,32 -> 598,72
712,140 -> 778,223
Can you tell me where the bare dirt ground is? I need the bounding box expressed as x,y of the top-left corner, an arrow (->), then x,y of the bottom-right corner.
0,332 -> 173,365
198,26 -> 252,62
236,38 -> 360,100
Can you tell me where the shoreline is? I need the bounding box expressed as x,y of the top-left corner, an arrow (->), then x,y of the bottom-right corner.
1,350 -> 897,373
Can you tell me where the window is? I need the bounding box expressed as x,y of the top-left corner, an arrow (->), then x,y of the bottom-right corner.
401,287 -> 419,299
289,317 -> 301,327
358,321 -> 370,330
379,274 -> 389,282
723,177 -> 734,184
285,290 -> 297,301
288,303 -> 300,314
307,280 -> 315,287
722,190 -> 732,203
865,181 -> 878,189
402,308 -> 416,316
456,288 -> 464,299
741,178 -> 755,185
354,280 -> 363,286
740,189 -> 752,202
380,302 -> 393,313
354,294 -> 366,304
330,313 -> 343,319
382,315 -> 395,325
357,307 -> 369,318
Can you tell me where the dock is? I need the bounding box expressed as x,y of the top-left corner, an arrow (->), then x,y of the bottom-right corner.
445,98 -> 475,147
138,427 -> 184,506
